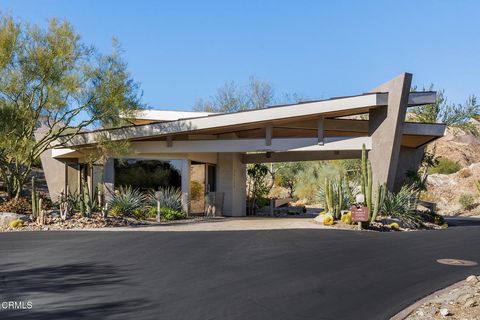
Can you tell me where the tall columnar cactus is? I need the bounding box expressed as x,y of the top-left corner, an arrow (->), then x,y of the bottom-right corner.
361,143 -> 367,200
336,177 -> 343,219
366,161 -> 372,218
359,143 -> 375,224
324,178 -> 330,212
328,179 -> 334,214
81,181 -> 92,217
31,176 -> 38,218
370,184 -> 386,223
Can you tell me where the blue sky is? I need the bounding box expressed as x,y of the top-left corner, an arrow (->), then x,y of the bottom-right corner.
2,0 -> 480,110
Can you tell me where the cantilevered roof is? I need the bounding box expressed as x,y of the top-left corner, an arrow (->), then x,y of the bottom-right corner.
57,91 -> 439,148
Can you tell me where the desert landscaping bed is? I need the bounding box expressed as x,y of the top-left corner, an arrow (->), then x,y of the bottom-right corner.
0,212 -> 215,232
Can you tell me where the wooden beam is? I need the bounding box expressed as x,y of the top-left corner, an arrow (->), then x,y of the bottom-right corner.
265,125 -> 272,146
243,150 -> 362,164
166,136 -> 173,147
317,116 -> 324,145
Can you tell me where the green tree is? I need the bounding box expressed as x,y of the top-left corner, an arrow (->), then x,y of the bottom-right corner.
195,76 -> 274,112
274,162 -> 305,198
0,15 -> 142,198
246,164 -> 271,215
409,87 -> 479,135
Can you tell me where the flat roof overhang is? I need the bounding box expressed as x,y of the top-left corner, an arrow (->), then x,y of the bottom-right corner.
56,91 -> 437,149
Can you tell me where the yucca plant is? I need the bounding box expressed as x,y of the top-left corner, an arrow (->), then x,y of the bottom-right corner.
147,187 -> 183,211
108,186 -> 146,216
381,186 -> 422,228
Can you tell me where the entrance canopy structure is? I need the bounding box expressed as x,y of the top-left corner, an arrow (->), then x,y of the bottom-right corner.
41,73 -> 446,216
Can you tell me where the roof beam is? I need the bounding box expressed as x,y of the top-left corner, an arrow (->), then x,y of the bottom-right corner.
243,150 -> 363,164
265,125 -> 272,146
127,137 -> 372,154
317,116 -> 324,145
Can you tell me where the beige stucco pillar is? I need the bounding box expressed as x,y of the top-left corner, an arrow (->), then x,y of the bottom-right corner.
103,158 -> 115,202
180,159 -> 191,215
217,153 -> 246,216
368,73 -> 412,191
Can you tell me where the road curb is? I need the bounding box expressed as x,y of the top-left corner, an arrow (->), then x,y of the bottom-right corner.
390,279 -> 466,320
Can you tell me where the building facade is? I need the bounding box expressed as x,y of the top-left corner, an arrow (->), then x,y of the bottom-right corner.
40,73 -> 446,216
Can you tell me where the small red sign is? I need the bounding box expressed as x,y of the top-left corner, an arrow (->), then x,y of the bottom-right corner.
350,206 -> 369,222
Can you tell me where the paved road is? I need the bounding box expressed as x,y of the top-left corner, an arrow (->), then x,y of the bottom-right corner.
0,219 -> 480,320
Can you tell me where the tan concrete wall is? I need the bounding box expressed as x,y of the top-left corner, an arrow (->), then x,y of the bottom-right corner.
39,149 -> 67,202
217,153 -> 246,216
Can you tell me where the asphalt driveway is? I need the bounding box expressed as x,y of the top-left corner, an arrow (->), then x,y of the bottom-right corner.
0,218 -> 480,320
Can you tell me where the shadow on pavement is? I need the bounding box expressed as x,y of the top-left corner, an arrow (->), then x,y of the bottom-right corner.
445,216 -> 480,227
0,262 -> 151,320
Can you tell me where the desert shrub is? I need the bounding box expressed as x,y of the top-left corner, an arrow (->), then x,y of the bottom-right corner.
458,168 -> 472,178
8,219 -> 23,228
144,206 -> 185,221
108,186 -> 146,216
382,186 -> 422,228
146,206 -> 157,219
429,158 -> 461,174
161,207 -> 186,221
132,208 -> 146,220
189,181 -> 204,200
459,193 -> 475,210
0,197 -> 31,215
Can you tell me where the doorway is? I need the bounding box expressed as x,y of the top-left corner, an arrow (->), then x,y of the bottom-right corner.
189,162 -> 216,215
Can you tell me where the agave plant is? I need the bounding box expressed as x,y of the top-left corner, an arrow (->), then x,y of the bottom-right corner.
381,185 -> 422,228
108,186 -> 147,216
147,187 -> 183,211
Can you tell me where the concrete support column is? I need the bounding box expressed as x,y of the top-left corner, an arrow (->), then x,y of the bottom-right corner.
368,73 -> 412,191
103,158 -> 115,202
217,153 -> 246,216
180,159 -> 191,215
393,146 -> 425,191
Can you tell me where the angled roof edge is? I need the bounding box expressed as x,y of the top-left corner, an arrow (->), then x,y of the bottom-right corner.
56,91 -> 437,148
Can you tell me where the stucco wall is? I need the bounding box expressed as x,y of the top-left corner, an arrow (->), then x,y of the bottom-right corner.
39,149 -> 66,202
217,153 -> 246,217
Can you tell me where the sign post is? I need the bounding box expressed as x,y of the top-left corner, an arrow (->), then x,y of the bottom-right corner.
350,206 -> 369,230
155,191 -> 162,223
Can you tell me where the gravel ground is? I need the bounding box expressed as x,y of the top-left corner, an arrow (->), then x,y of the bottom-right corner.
404,275 -> 480,319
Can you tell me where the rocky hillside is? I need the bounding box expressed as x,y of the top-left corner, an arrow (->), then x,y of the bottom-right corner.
433,121 -> 480,167
426,120 -> 480,216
